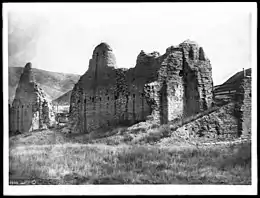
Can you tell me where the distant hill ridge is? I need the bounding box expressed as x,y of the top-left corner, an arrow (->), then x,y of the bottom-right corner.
214,68 -> 251,92
53,90 -> 72,105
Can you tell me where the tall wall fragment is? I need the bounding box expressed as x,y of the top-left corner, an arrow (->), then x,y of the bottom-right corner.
9,63 -> 56,134
235,76 -> 252,137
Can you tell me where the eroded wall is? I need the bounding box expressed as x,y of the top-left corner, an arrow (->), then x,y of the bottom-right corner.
144,40 -> 213,123
69,41 -> 214,133
235,76 -> 252,137
174,102 -> 239,139
9,63 -> 56,134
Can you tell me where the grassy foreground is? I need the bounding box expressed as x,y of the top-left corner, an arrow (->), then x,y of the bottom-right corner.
9,129 -> 251,185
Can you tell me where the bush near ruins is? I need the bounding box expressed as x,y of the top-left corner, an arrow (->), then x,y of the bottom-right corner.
140,125 -> 172,144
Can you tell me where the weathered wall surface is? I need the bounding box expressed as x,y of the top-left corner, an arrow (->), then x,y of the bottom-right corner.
181,41 -> 213,116
143,40 -> 213,124
69,43 -> 155,133
69,40 -> 214,133
172,75 -> 251,139
9,63 -> 56,134
235,76 -> 252,137
173,102 -> 239,139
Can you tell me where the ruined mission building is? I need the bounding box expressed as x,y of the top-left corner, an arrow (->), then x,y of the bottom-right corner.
8,40 -> 250,137
69,40 -> 214,133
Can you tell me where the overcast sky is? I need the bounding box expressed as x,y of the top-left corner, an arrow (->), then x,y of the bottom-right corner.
6,3 -> 254,85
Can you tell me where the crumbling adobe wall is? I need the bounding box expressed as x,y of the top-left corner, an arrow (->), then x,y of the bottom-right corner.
9,63 -> 56,134
69,40 -> 214,133
143,49 -> 185,124
143,40 -> 213,124
173,75 -> 251,139
173,102 -> 239,139
181,41 -> 213,116
234,76 -> 252,137
69,43 -> 154,133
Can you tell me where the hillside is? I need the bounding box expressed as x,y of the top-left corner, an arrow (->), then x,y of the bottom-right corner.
8,67 -> 81,103
212,68 -> 251,104
214,68 -> 251,92
52,90 -> 72,105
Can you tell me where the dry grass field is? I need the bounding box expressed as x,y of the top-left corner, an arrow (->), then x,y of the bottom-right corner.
9,125 -> 251,185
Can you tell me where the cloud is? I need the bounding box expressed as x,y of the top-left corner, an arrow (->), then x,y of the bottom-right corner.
8,11 -> 50,67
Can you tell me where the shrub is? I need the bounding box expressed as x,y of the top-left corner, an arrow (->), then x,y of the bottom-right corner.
106,139 -> 120,145
145,132 -> 161,143
142,125 -> 172,144
159,125 -> 172,137
123,134 -> 133,142
150,123 -> 159,129
129,128 -> 146,134
218,142 -> 251,170
118,127 -> 128,135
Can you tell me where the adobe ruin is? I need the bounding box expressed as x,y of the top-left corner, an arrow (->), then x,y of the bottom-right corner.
69,40 -> 214,133
9,62 -> 56,134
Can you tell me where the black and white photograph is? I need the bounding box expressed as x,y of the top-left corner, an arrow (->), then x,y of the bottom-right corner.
3,2 -> 257,195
